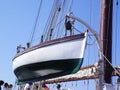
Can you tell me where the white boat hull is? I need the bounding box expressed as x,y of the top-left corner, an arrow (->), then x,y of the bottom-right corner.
13,33 -> 87,83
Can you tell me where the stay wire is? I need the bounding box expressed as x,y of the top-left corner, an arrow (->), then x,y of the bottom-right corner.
95,40 -> 120,77
45,0 -> 56,41
101,52 -> 120,77
48,0 -> 62,40
49,0 -> 62,39
56,0 -> 66,38
114,0 -> 118,66
43,0 -> 58,41
30,0 -> 43,44
68,0 -> 73,12
42,0 -> 55,41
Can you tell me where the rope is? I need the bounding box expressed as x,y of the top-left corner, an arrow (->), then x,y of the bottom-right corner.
43,0 -> 60,41
89,0 -> 93,25
56,0 -> 66,38
114,0 -> 118,66
101,52 -> 120,77
30,0 -> 43,44
73,27 -> 82,33
68,0 -> 73,12
93,32 -> 120,77
49,0 -> 62,40
93,37 -> 120,77
42,0 -> 56,41
53,17 -> 65,38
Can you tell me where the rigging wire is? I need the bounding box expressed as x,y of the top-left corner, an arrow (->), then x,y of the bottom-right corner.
92,0 -> 98,66
54,0 -> 74,39
68,0 -> 73,12
53,0 -> 75,39
49,0 -> 63,40
50,0 -> 62,39
114,0 -> 118,66
86,0 -> 93,73
54,17 -> 65,38
43,0 -> 75,41
74,27 -> 82,33
43,0 -> 60,41
113,1 -> 119,86
56,0 -> 66,38
101,52 -> 120,77
42,0 -> 56,41
86,34 -> 92,90
30,0 -> 43,45
89,0 -> 92,25
91,33 -> 120,77
58,0 -> 71,37
94,39 -> 120,77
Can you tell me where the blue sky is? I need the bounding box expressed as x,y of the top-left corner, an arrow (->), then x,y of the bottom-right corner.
0,0 -> 120,89
0,0 -> 40,84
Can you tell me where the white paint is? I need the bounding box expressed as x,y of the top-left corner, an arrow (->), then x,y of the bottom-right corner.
13,35 -> 87,71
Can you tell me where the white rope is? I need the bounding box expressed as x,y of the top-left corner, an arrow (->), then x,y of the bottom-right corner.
101,52 -> 120,76
94,38 -> 120,77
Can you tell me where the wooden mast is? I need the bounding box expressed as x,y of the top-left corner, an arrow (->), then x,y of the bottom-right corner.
100,0 -> 113,84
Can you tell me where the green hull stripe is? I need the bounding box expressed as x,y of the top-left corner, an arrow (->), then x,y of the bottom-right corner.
14,58 -> 83,83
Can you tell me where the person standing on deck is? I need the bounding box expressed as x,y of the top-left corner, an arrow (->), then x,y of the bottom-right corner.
65,16 -> 74,36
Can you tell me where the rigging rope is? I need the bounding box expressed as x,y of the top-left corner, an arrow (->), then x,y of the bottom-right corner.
48,0 -> 62,40
55,0 -> 66,38
43,0 -> 73,41
43,0 -> 59,41
93,34 -> 120,77
114,0 -> 118,65
42,0 -> 75,42
101,52 -> 120,77
30,0 -> 43,45
94,39 -> 120,77
68,0 -> 73,12
89,0 -> 92,25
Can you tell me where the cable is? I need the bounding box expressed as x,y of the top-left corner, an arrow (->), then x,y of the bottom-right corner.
30,0 -> 43,44
68,0 -> 73,12
101,52 -> 120,77
93,33 -> 120,76
114,0 -> 118,66
43,0 -> 61,41
89,0 -> 92,25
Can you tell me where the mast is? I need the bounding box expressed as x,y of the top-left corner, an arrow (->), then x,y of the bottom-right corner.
44,0 -> 113,90
100,0 -> 113,84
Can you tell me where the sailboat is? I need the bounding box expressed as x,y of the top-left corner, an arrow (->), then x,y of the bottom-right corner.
41,0 -> 120,90
12,0 -> 120,90
12,0 -> 88,83
13,31 -> 87,83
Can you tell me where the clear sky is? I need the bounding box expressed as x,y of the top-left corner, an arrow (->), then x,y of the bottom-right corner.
0,0 -> 120,90
0,0 -> 40,84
